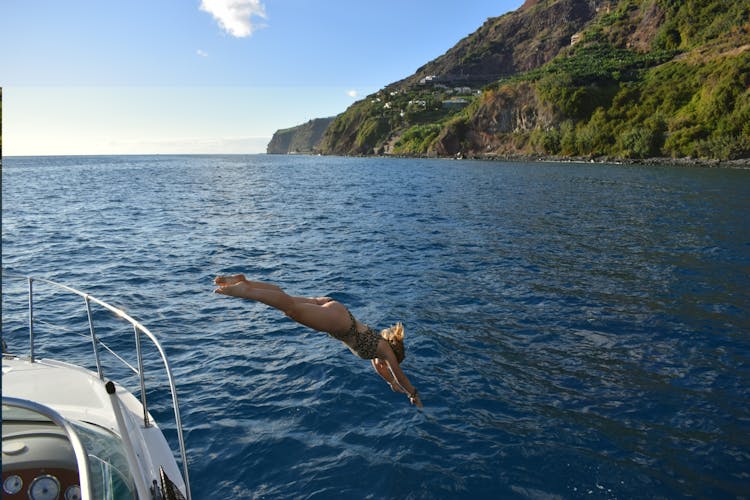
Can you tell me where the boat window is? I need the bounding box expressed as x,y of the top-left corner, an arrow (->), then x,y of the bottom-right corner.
72,421 -> 137,500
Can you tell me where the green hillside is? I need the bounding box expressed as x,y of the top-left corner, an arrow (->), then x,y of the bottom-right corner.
315,0 -> 750,161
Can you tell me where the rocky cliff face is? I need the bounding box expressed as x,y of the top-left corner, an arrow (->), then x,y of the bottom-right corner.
267,117 -> 335,154
396,0 -> 602,89
429,82 -> 556,157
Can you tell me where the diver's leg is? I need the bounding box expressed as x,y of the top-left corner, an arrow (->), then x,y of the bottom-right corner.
214,280 -> 294,309
215,280 -> 351,334
285,301 -> 352,334
214,275 -> 284,293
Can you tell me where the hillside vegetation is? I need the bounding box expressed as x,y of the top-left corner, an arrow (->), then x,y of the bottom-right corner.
313,0 -> 749,161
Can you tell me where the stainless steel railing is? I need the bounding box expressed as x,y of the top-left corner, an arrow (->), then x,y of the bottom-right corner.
1,275 -> 191,500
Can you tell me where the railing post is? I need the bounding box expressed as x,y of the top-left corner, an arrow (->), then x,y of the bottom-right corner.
28,278 -> 35,362
134,325 -> 151,428
84,296 -> 104,380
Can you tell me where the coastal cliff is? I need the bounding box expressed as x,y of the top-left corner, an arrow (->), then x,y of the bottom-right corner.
267,117 -> 335,154
271,0 -> 750,161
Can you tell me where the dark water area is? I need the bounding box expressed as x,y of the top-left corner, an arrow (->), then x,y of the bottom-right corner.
2,155 -> 749,498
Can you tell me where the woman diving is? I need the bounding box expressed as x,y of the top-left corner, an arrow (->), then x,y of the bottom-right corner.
214,274 -> 423,408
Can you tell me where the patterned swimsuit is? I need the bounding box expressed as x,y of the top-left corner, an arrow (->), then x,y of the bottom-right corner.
329,309 -> 381,360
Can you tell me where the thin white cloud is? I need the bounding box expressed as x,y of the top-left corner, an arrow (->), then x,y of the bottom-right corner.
347,90 -> 359,98
200,0 -> 267,38
196,49 -> 209,57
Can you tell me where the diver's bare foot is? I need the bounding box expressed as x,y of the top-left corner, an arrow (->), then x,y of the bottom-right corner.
213,279 -> 255,298
214,274 -> 246,287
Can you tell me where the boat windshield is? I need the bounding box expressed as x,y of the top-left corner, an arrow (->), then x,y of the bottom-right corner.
73,420 -> 137,500
1,404 -> 137,499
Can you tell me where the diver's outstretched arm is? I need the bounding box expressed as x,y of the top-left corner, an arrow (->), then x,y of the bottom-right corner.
371,359 -> 408,393
376,342 -> 423,408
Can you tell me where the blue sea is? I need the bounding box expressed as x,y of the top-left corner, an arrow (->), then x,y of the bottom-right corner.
2,155 -> 749,499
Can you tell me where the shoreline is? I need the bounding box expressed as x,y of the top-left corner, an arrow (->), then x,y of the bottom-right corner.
298,151 -> 750,169
473,154 -> 750,169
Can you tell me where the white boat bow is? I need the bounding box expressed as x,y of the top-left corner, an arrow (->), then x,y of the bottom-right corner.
2,276 -> 191,500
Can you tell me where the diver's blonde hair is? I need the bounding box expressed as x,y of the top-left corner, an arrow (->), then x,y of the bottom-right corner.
380,322 -> 405,363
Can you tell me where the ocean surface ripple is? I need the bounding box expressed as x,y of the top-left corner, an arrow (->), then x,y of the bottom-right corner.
2,155 -> 749,499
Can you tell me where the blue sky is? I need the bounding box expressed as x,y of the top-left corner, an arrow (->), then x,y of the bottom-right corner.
2,0 -> 524,155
